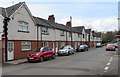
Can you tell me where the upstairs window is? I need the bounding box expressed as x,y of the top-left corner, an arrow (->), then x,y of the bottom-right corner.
60,31 -> 65,36
41,27 -> 49,35
18,21 -> 29,33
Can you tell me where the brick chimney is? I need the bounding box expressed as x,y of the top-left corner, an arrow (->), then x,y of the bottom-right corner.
66,21 -> 71,27
48,15 -> 55,23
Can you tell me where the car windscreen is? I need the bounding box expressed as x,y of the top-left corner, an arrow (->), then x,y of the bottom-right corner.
60,46 -> 69,49
107,44 -> 114,46
80,45 -> 85,47
33,48 -> 42,52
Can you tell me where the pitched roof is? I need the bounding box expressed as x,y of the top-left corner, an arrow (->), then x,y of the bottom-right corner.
85,29 -> 91,34
0,7 -> 3,15
72,26 -> 85,33
93,32 -> 101,37
33,16 -> 53,28
34,16 -> 70,31
3,2 -> 24,17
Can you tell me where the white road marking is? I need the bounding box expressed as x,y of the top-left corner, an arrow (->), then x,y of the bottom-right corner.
107,62 -> 110,65
104,66 -> 109,71
109,59 -> 112,62
111,57 -> 113,60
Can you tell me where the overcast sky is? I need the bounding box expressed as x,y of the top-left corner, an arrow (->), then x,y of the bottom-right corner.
0,0 -> 120,32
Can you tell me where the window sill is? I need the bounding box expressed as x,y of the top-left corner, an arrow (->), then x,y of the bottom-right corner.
21,49 -> 31,51
60,35 -> 65,36
42,33 -> 49,35
18,30 -> 29,33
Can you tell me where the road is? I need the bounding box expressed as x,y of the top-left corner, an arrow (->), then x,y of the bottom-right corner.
2,46 -> 119,76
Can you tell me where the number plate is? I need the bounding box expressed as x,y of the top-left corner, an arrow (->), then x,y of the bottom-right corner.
29,58 -> 34,60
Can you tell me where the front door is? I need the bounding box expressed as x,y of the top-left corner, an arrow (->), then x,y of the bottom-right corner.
7,41 -> 14,60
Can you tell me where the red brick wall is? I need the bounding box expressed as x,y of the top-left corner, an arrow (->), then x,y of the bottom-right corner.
14,40 -> 37,60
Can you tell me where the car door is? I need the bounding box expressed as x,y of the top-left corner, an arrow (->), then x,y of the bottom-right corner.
42,47 -> 49,58
47,48 -> 53,57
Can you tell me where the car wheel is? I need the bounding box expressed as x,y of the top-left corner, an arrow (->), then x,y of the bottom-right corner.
68,51 -> 71,55
52,54 -> 56,59
40,56 -> 44,62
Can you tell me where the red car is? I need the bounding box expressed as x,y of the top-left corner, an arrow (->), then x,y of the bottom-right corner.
114,43 -> 118,48
106,44 -> 116,51
27,47 -> 56,62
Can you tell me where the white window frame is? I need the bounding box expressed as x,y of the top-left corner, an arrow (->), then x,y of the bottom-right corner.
21,41 -> 31,51
18,21 -> 29,32
41,27 -> 49,35
60,31 -> 65,36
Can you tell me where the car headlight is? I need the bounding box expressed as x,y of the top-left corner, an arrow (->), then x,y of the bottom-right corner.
36,54 -> 39,56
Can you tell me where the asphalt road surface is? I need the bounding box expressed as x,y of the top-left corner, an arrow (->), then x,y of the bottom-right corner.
2,46 -> 119,76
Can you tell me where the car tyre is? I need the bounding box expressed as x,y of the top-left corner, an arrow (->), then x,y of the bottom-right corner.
40,56 -> 44,62
52,54 -> 56,59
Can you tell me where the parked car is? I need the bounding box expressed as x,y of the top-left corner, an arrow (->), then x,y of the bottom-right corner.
76,44 -> 88,52
114,43 -> 118,48
57,45 -> 75,56
27,47 -> 56,62
106,44 -> 116,51
96,43 -> 102,48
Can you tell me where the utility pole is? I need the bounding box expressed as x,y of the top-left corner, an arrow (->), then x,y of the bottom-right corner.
3,17 -> 10,61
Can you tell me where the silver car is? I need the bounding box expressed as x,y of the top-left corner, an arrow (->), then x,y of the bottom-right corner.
57,45 -> 75,56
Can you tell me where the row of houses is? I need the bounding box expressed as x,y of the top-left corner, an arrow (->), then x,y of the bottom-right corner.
0,2 -> 102,61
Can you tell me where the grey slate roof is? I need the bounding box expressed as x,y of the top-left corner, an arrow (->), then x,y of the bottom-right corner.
33,16 -> 53,28
92,31 -> 101,37
72,26 -> 85,34
34,16 -> 70,31
3,2 -> 24,17
85,29 -> 91,34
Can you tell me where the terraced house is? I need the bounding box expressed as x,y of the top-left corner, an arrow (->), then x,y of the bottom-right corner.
0,2 -> 102,62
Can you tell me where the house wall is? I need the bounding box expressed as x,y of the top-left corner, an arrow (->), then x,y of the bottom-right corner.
6,4 -> 37,60
41,28 -> 55,41
55,29 -> 67,41
0,15 -> 3,40
13,40 -> 37,59
8,5 -> 37,41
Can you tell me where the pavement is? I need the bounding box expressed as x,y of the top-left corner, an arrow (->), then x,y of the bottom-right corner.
2,59 -> 27,66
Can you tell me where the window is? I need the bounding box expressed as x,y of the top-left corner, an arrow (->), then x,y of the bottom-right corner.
18,21 -> 29,32
60,31 -> 65,36
41,27 -> 49,35
42,42 -> 48,47
21,41 -> 31,51
43,47 -> 48,51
